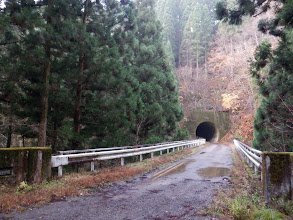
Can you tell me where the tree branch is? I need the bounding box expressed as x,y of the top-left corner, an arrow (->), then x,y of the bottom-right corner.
0,41 -> 20,46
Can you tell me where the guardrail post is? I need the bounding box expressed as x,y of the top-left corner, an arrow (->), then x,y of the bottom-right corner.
151,152 -> 154,158
167,149 -> 169,154
160,150 -> 162,155
91,162 -> 95,171
121,158 -> 125,166
254,165 -> 258,173
140,154 -> 143,161
173,147 -> 175,152
58,166 -> 63,177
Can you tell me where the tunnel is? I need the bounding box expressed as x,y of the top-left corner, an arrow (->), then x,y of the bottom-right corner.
196,121 -> 219,142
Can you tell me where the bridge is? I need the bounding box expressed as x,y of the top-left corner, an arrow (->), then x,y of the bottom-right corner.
0,141 -> 233,219
1,139 -> 293,219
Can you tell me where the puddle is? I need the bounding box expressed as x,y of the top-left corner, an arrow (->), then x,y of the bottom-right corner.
156,163 -> 186,178
151,159 -> 195,179
197,167 -> 230,179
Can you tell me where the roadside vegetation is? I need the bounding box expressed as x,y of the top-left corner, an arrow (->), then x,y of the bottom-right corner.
0,147 -> 203,214
206,145 -> 293,219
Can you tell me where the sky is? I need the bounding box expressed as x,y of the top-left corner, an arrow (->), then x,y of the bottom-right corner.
0,0 -> 5,9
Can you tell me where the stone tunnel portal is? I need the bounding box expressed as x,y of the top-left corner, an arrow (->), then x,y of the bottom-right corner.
196,121 -> 219,142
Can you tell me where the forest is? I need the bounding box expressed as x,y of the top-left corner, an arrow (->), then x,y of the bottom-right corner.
0,0 -> 186,152
155,0 -> 217,73
1,0 -> 293,153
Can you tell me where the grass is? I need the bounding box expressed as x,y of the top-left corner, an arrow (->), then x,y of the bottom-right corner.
205,144 -> 292,220
0,146 -> 203,214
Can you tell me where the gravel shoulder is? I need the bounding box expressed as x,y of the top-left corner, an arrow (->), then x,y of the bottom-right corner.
1,143 -> 233,220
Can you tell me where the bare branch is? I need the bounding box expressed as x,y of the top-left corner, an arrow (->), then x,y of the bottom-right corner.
278,94 -> 293,116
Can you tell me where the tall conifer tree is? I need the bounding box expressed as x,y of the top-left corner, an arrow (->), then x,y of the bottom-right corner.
133,0 -> 183,144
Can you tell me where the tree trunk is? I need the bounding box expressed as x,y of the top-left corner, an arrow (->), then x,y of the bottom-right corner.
38,62 -> 50,147
254,32 -> 259,46
229,37 -> 234,76
204,47 -> 208,76
6,106 -> 13,148
38,0 -> 53,147
6,126 -> 12,148
196,45 -> 199,79
73,0 -> 89,147
52,118 -> 58,153
73,60 -> 83,135
22,136 -> 25,147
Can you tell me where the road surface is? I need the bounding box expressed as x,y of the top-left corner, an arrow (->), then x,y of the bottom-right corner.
1,143 -> 233,220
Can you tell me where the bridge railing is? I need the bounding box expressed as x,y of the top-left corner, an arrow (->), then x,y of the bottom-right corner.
233,139 -> 293,202
56,141 -> 190,155
51,139 -> 206,177
233,139 -> 262,173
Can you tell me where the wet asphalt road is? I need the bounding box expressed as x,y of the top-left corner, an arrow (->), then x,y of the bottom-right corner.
1,143 -> 233,220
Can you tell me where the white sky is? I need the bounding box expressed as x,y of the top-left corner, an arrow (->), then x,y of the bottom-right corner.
0,0 -> 5,9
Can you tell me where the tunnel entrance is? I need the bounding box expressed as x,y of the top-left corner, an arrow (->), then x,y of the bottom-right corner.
196,121 -> 219,142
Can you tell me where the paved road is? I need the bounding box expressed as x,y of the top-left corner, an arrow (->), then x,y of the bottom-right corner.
2,143 -> 233,220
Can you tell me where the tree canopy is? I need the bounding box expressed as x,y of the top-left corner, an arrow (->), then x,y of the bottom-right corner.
155,0 -> 218,73
0,0 -> 187,150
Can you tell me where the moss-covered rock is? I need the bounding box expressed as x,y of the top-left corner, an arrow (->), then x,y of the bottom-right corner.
0,147 -> 51,184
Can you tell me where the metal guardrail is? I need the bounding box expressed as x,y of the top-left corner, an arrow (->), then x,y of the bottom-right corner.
233,139 -> 262,173
56,141 -> 187,155
52,139 -> 206,177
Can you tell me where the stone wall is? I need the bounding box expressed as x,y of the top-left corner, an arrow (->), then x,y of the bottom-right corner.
262,152 -> 293,202
0,147 -> 51,184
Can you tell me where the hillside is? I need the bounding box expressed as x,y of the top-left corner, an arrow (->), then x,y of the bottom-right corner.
173,10 -> 277,143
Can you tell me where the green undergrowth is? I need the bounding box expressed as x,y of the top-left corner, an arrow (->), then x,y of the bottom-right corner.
205,145 -> 293,219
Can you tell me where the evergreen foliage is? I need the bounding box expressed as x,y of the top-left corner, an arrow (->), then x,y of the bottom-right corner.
155,0 -> 218,70
132,0 -> 184,144
0,0 -> 185,150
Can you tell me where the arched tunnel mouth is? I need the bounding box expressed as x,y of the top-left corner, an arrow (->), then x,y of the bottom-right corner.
196,121 -> 219,142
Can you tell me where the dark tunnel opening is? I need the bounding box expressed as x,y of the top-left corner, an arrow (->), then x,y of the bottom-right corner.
196,121 -> 219,142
